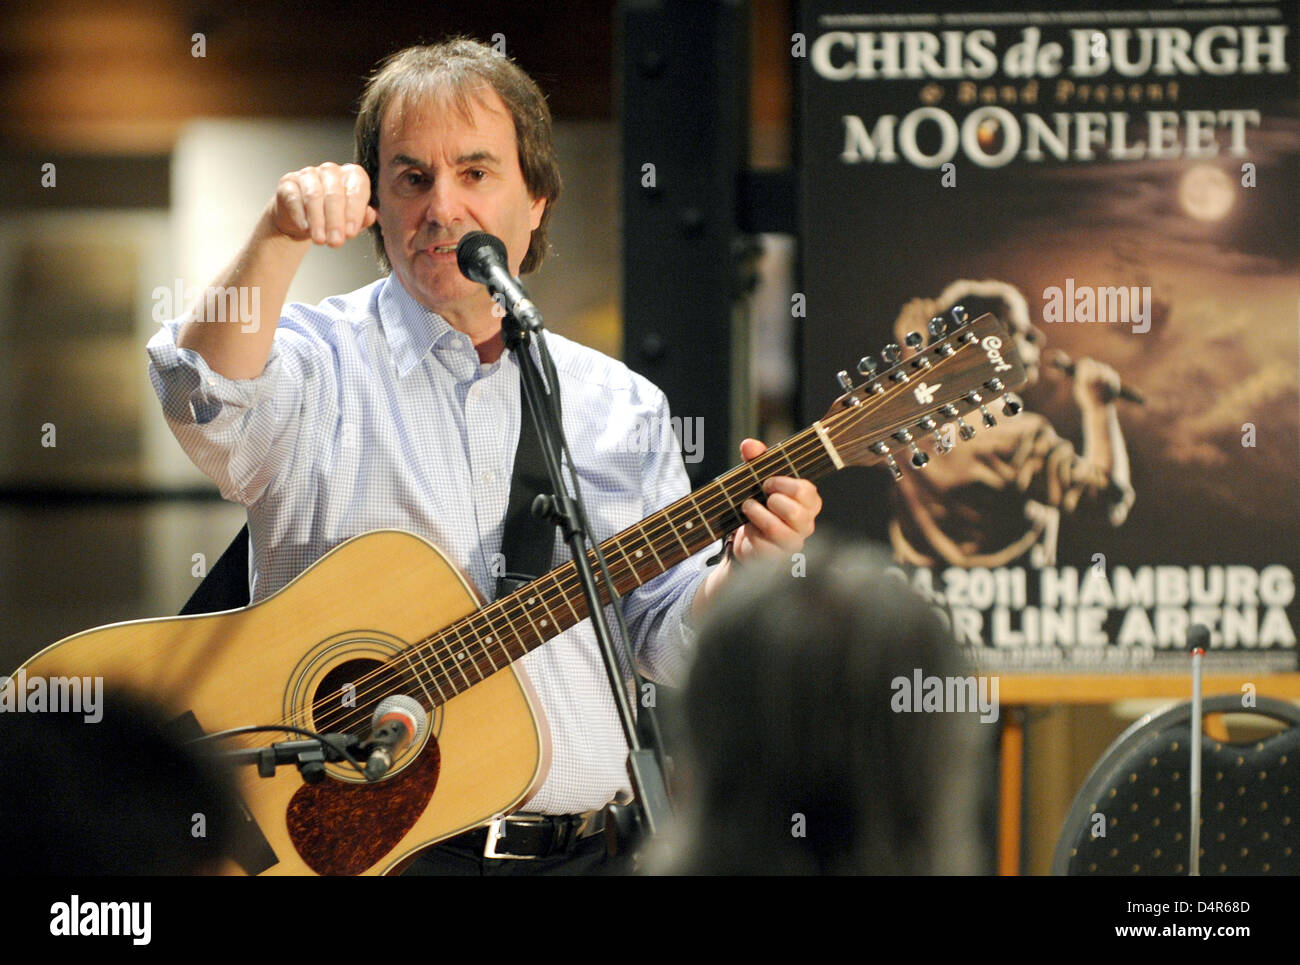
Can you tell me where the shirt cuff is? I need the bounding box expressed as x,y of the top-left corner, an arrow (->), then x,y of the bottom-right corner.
146,320 -> 283,425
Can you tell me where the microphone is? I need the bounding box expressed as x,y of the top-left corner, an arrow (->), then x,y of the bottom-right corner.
1046,349 -> 1145,405
363,695 -> 428,781
456,231 -> 544,331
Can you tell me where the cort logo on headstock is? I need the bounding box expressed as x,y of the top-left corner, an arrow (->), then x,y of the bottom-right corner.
981,335 -> 1014,373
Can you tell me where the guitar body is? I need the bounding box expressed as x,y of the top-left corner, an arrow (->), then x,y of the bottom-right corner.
18,529 -> 548,876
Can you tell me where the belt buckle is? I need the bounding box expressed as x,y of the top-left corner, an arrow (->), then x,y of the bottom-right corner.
483,814 -> 545,860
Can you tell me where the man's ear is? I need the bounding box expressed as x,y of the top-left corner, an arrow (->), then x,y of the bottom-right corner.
528,195 -> 546,232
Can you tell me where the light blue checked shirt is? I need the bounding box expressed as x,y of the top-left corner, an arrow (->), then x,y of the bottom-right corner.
147,274 -> 710,814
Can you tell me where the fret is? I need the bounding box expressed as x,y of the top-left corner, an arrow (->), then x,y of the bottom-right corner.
720,477 -> 747,526
743,461 -> 763,493
631,526 -> 663,571
687,492 -> 716,540
662,511 -> 690,556
524,586 -> 560,639
473,614 -> 502,674
445,624 -> 478,689
493,603 -> 533,664
423,632 -> 458,700
616,541 -> 644,586
553,568 -> 584,625
402,649 -> 441,708
779,446 -> 800,478
479,626 -> 502,675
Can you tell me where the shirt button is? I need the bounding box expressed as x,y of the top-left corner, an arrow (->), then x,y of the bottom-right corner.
450,337 -> 463,350
482,470 -> 495,483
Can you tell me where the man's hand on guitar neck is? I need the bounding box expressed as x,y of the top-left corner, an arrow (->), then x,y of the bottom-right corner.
690,438 -> 823,621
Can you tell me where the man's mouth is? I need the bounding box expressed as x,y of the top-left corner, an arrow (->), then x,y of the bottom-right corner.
426,242 -> 459,255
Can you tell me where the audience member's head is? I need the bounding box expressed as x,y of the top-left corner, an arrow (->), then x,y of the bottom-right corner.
0,687 -> 242,874
659,537 -> 987,874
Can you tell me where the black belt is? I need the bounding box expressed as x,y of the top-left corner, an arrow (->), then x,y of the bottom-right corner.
445,811 -> 607,860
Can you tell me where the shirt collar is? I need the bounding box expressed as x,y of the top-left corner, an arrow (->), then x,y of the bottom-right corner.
378,274 -> 469,379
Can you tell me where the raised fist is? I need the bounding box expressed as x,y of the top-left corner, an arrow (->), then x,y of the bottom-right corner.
270,162 -> 377,246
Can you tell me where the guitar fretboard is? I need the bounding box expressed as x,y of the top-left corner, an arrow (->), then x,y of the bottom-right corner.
388,426 -> 838,709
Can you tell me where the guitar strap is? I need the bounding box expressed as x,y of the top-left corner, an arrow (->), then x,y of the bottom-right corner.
496,361 -> 560,600
180,525 -> 251,615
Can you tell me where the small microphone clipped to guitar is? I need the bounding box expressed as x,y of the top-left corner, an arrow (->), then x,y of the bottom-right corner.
364,695 -> 428,780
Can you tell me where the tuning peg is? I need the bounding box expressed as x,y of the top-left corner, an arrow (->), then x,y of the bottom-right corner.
892,429 -> 928,468
919,416 -> 950,454
968,390 -> 996,427
941,403 -> 976,440
986,377 -> 1004,393
928,316 -> 947,340
871,442 -> 902,480
905,332 -> 932,369
950,304 -> 969,325
836,370 -> 861,407
881,343 -> 901,365
856,357 -> 885,394
1002,393 -> 1023,416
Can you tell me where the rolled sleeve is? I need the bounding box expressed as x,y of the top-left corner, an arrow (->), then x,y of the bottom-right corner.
146,317 -> 316,505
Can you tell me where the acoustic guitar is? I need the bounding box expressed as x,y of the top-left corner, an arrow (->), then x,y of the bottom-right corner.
14,310 -> 1026,875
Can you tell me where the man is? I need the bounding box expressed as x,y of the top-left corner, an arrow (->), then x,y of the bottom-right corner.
146,39 -> 820,873
886,279 -> 1134,568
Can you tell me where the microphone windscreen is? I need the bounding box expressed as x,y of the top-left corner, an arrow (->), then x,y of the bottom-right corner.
1187,623 -> 1211,651
456,231 -> 507,285
372,694 -> 428,740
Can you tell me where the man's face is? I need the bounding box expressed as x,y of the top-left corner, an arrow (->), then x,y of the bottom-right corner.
375,88 -> 546,328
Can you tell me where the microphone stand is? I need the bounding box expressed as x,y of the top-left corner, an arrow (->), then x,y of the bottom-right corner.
1188,626 -> 1208,876
499,291 -> 674,861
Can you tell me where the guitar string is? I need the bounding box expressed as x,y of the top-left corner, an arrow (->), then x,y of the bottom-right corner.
229,427 -> 839,748
343,333 -> 994,719
229,332 -> 994,748
232,332 -> 988,748
234,336 -> 987,748
235,431 -> 835,747
279,397 -> 910,740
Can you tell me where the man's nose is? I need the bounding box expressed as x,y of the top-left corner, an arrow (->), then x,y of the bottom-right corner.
424,178 -> 464,227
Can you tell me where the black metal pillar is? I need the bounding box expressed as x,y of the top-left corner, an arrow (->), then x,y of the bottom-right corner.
618,0 -> 752,486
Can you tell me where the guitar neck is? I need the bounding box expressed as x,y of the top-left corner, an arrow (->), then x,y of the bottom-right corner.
363,311 -> 1026,712
400,425 -> 841,704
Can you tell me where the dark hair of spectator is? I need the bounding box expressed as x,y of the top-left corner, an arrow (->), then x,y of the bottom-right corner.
666,538 -> 983,874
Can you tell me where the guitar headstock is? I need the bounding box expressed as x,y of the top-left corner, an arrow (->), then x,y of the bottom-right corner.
818,307 -> 1029,478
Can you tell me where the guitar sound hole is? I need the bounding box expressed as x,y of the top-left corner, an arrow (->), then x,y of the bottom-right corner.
312,658 -> 418,737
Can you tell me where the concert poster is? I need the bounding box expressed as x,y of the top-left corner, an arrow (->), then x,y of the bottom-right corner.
797,0 -> 1299,673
